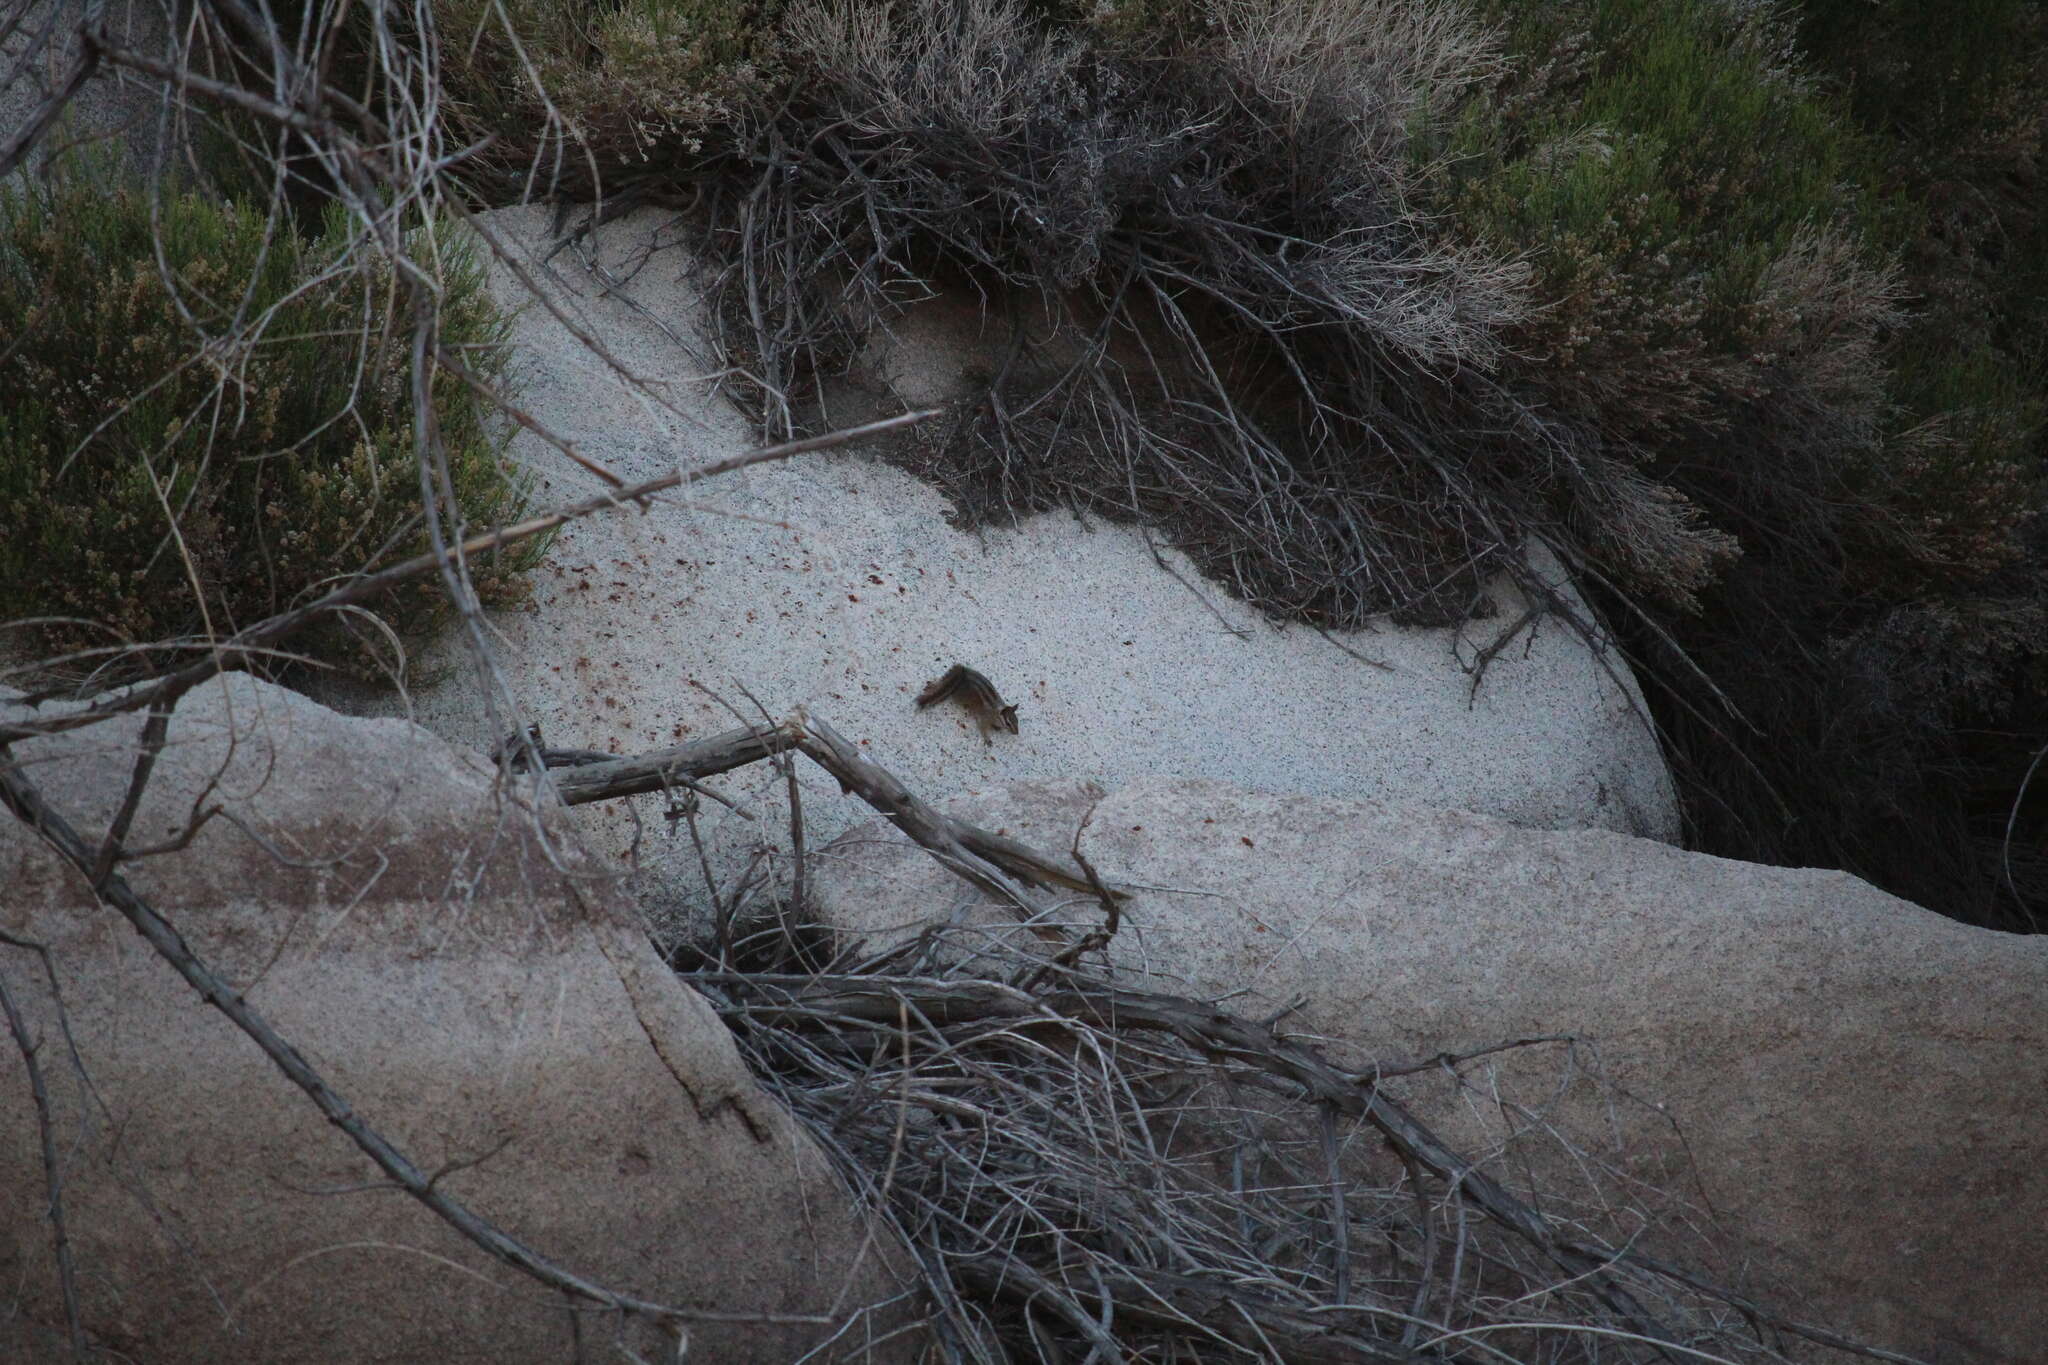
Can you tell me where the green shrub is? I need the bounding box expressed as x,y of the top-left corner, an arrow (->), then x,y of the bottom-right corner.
428,0 -> 779,201
1437,0 -> 1931,599
0,151 -> 537,676
1438,0 -> 2048,925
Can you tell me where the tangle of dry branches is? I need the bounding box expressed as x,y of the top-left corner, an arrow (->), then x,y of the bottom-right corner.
535,725 -> 1923,1365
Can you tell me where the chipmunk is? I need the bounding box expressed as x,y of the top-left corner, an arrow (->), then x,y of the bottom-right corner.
915,663 -> 1018,744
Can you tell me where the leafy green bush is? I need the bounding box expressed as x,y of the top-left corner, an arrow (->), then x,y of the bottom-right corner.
1441,1 -> 1908,596
0,151 -> 537,675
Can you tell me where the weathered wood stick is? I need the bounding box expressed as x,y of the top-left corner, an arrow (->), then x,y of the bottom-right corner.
544,715 -> 1125,909
791,717 -> 1064,937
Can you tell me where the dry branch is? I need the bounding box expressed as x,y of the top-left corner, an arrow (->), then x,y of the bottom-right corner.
697,963 -> 1924,1365
540,715 -> 1916,1361
548,721 -> 806,803
0,0 -> 101,179
703,971 -> 1675,1335
545,714 -> 1124,913
959,1258 -> 1426,1365
541,714 -> 1914,1362
793,715 -> 1063,932
0,931 -> 83,1358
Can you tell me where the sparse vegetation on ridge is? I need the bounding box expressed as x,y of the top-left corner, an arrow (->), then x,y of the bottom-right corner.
140,0 -> 2048,924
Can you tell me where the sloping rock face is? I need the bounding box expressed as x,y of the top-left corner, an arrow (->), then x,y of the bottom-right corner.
319,203 -> 1676,933
810,778 -> 2048,1364
0,677 -> 910,1363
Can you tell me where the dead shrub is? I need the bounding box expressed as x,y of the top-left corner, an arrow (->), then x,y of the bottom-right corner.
393,0 -> 778,204
684,0 -> 1559,625
691,912 -> 1899,1363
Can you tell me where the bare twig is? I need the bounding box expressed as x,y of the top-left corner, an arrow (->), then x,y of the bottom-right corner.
784,738 -> 808,922
550,721 -> 806,804
90,692 -> 181,886
1324,1102 -> 1352,1307
793,716 -> 1063,938
0,940 -> 84,1359
0,1 -> 102,180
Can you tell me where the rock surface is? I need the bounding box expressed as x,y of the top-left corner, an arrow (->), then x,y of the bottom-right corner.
317,203 -> 1677,936
810,776 -> 2048,1363
0,1 -> 173,187
0,677 -> 910,1363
